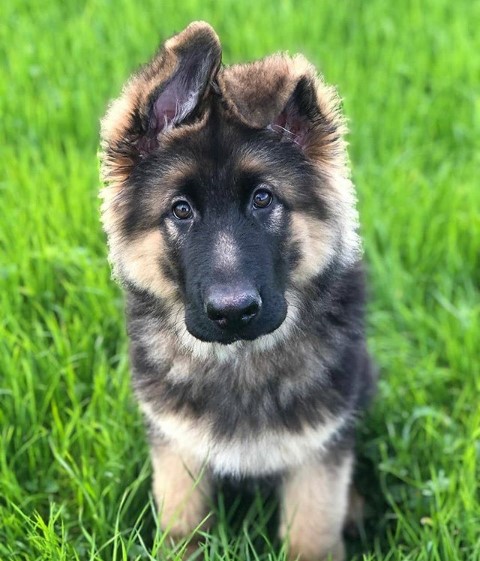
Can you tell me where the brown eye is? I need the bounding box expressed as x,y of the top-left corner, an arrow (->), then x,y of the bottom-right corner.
172,200 -> 193,220
253,188 -> 273,209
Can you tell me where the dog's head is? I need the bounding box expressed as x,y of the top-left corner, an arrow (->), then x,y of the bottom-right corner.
100,22 -> 360,345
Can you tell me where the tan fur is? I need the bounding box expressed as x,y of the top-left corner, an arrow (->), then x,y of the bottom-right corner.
100,155 -> 200,298
218,54 -> 313,130
217,56 -> 293,128
151,440 -> 212,537
316,174 -> 361,269
290,212 -> 337,283
120,230 -> 176,297
142,400 -> 347,477
104,227 -> 177,298
280,454 -> 353,561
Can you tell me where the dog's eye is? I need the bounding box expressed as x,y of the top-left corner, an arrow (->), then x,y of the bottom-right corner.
253,188 -> 273,209
172,200 -> 193,220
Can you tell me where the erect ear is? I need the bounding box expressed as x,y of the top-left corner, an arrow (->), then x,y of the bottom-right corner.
217,54 -> 344,160
101,21 -> 222,160
145,23 -> 222,142
269,76 -> 320,149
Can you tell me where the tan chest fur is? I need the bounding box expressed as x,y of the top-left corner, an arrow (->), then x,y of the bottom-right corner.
141,402 -> 347,477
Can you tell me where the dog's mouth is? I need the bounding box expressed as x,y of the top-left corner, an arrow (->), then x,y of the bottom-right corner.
184,299 -> 288,345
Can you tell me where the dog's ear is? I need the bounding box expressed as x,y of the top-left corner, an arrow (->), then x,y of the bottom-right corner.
218,55 -> 344,161
268,76 -> 321,149
101,21 -> 221,166
144,23 -> 222,145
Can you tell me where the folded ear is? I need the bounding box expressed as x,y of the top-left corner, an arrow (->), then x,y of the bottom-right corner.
269,76 -> 321,149
218,54 -> 345,163
101,21 -> 221,171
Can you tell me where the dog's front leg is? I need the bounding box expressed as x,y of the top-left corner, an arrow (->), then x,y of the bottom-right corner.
151,439 -> 212,541
279,452 -> 353,561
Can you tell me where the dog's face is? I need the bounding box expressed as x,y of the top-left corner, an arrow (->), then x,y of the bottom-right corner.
147,120 -> 294,344
100,22 -> 360,345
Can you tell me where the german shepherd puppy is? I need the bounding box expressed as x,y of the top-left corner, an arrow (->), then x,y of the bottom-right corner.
100,21 -> 374,561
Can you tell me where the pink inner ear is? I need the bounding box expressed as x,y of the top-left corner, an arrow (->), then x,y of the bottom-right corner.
270,107 -> 309,148
152,85 -> 187,133
272,109 -> 288,132
149,48 -> 219,137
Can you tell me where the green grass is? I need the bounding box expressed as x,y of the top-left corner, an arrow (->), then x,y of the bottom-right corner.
1,0 -> 479,559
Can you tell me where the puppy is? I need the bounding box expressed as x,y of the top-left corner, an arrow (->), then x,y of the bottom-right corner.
100,21 -> 374,561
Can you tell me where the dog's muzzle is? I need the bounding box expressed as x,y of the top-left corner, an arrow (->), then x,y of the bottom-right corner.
204,284 -> 262,333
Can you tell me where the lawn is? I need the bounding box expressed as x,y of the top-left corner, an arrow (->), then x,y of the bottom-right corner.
1,0 -> 479,559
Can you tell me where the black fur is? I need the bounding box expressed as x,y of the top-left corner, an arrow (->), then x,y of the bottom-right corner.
101,25 -> 375,556
129,262 -> 374,439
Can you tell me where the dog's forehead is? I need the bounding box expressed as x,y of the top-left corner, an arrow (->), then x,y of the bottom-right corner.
147,111 -> 317,214
161,112 -> 274,183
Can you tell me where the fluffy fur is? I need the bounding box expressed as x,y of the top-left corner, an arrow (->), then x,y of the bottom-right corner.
100,21 -> 375,561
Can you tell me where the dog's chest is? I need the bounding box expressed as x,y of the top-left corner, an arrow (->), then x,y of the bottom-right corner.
133,327 -> 348,475
143,403 -> 345,477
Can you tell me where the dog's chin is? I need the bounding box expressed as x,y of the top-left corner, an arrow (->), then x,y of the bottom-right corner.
185,315 -> 287,345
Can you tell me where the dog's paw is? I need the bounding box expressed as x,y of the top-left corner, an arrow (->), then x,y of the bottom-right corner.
288,539 -> 345,561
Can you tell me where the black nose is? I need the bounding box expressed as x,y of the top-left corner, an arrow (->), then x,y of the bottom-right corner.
205,286 -> 262,331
